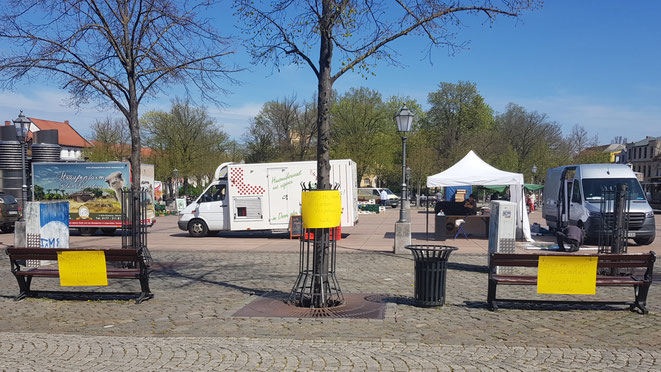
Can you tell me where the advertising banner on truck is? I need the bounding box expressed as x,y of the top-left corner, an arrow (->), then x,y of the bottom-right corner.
32,162 -> 130,227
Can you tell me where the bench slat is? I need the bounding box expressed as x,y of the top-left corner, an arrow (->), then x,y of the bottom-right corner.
15,268 -> 141,277
492,274 -> 644,286
6,248 -> 142,262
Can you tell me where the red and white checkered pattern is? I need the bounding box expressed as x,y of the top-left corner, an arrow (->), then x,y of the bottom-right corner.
230,168 -> 265,195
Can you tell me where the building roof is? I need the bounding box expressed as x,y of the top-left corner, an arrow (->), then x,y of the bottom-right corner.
583,143 -> 626,154
631,136 -> 661,147
28,117 -> 91,148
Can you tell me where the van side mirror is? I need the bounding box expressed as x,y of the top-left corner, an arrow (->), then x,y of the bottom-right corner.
646,192 -> 652,201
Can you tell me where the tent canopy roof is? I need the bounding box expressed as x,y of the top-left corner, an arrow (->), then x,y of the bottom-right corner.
426,150 -> 524,187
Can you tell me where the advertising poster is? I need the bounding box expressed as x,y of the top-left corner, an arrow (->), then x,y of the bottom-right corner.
25,201 -> 70,249
154,181 -> 163,202
140,164 -> 156,220
32,162 -> 130,226
175,198 -> 186,212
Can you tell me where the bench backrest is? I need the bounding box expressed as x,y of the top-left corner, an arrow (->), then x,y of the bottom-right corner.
6,247 -> 142,263
490,252 -> 656,270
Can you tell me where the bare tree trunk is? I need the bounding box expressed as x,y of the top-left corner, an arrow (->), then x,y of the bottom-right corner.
128,79 -> 141,192
316,1 -> 333,191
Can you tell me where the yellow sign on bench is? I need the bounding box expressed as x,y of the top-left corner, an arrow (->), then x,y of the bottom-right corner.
57,251 -> 108,287
537,256 -> 598,295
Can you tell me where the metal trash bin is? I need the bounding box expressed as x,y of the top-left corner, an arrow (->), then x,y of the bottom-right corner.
405,245 -> 458,307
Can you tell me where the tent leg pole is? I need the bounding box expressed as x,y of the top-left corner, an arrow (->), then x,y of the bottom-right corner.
425,186 -> 429,241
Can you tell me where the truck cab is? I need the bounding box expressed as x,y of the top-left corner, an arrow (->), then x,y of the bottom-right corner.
178,180 -> 228,237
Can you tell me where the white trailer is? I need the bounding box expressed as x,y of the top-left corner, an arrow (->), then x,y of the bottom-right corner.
177,159 -> 358,237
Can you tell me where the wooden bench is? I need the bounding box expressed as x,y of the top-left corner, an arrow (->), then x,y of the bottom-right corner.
488,252 -> 656,314
5,247 -> 153,304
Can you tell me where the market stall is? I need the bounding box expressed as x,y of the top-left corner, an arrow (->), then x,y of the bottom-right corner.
426,150 -> 534,242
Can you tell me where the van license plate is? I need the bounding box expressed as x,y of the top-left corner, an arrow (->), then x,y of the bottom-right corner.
8,211 -> 17,215
627,232 -> 636,238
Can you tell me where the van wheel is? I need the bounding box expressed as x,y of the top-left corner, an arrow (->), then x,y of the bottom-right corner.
188,219 -> 208,237
79,227 -> 97,236
101,228 -> 117,236
634,236 -> 655,245
0,225 -> 14,233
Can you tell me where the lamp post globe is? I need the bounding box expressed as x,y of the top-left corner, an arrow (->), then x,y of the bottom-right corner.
531,165 -> 538,184
12,111 -> 31,214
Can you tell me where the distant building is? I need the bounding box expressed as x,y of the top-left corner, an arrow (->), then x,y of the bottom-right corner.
360,174 -> 378,187
626,136 -> 661,182
5,117 -> 91,160
582,143 -> 627,163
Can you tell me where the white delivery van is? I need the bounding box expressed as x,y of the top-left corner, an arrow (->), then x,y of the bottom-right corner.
178,159 -> 358,237
357,187 -> 400,208
542,164 -> 655,245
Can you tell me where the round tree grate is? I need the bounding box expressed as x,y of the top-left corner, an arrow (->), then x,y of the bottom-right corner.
233,293 -> 387,319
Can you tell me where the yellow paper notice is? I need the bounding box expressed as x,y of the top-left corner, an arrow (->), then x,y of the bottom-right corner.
537,256 -> 597,295
301,190 -> 341,228
57,251 -> 108,287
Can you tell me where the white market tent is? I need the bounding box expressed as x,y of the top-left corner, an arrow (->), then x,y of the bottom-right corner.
426,150 -> 533,242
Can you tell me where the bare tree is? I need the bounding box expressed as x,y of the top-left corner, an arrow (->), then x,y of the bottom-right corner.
244,96 -> 317,162
611,135 -> 628,144
0,0 -> 237,190
566,124 -> 599,157
84,117 -> 131,161
235,0 -> 539,189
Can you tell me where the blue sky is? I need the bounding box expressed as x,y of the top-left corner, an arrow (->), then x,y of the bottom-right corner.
1,0 -> 659,144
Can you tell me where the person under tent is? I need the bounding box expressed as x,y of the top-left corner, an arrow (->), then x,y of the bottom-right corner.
464,194 -> 478,215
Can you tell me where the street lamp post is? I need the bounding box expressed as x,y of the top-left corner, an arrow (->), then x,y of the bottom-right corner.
173,168 -> 179,199
394,105 -> 414,254
531,165 -> 538,184
13,112 -> 30,214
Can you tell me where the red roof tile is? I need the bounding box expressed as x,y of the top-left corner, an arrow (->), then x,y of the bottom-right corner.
28,117 -> 92,148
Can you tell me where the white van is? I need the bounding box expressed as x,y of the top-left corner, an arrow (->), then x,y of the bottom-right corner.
177,159 -> 358,237
542,164 -> 655,245
357,187 -> 400,208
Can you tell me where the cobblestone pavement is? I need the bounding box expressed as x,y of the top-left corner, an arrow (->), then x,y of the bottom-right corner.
0,251 -> 659,370
2,332 -> 659,371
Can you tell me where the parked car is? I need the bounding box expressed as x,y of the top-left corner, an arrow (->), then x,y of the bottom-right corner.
0,193 -> 20,233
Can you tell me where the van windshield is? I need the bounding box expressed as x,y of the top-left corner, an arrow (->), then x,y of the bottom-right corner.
382,189 -> 394,195
582,178 -> 646,201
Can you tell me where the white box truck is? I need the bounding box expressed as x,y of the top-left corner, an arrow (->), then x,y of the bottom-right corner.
177,159 -> 358,237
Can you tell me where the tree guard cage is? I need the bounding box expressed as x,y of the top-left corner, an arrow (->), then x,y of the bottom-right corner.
288,183 -> 343,308
121,188 -> 152,264
598,183 -> 630,255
